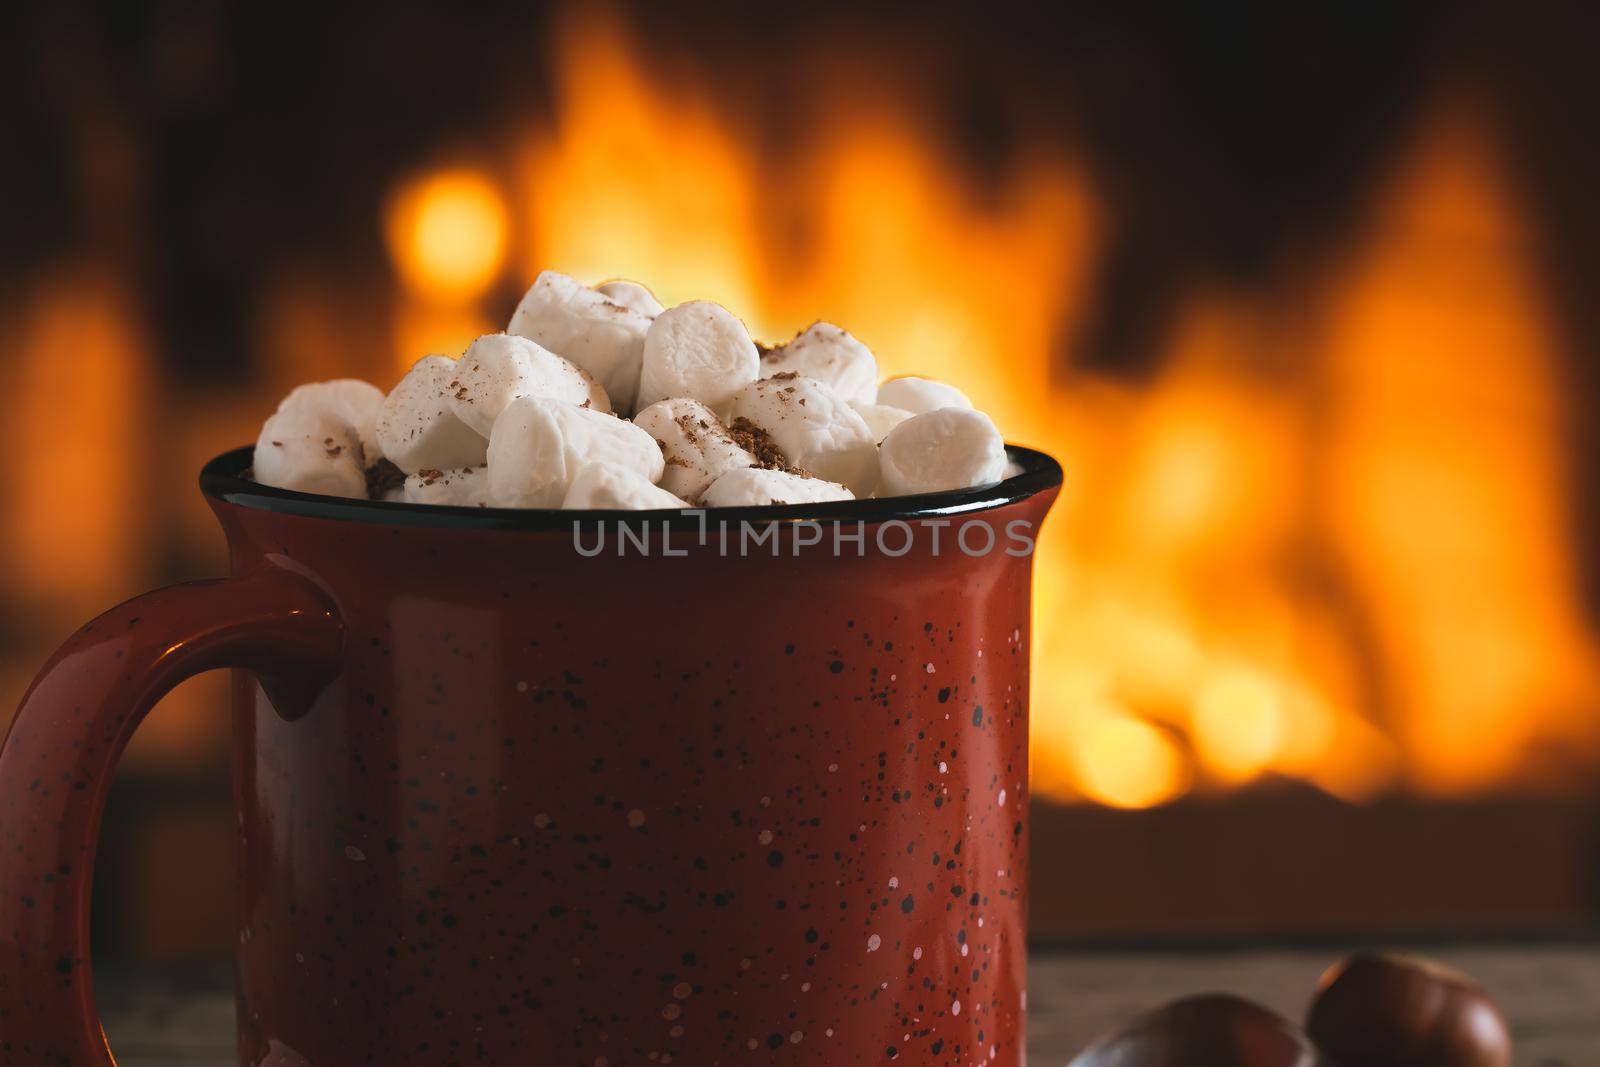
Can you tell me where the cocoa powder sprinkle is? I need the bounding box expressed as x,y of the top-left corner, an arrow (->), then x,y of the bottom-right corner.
728,417 -> 787,469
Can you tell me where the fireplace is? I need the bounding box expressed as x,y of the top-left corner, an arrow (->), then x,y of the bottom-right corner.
4,3 -> 1599,957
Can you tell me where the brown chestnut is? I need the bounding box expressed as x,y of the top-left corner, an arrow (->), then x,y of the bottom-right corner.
1306,952 -> 1511,1067
1069,993 -> 1334,1067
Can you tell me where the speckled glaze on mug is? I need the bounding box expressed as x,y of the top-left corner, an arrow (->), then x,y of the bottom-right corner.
0,445 -> 1059,1067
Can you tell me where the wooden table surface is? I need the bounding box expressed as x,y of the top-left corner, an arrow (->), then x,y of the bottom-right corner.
98,943 -> 1600,1065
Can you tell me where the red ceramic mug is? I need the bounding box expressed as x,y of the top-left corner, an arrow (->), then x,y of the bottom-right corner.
0,444 -> 1060,1066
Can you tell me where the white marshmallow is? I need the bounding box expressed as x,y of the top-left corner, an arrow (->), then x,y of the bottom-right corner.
701,467 -> 854,508
878,408 -> 1008,496
596,279 -> 664,318
509,271 -> 651,415
448,333 -> 610,437
636,300 -> 760,416
254,407 -> 366,498
760,322 -> 878,405
876,376 -> 975,416
487,396 -> 664,508
631,397 -> 756,500
563,461 -> 688,510
276,379 -> 386,465
374,355 -> 489,474
403,465 -> 489,507
727,376 -> 879,496
850,401 -> 914,443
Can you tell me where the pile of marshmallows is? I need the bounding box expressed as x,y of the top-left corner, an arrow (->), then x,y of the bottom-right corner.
254,272 -> 1011,509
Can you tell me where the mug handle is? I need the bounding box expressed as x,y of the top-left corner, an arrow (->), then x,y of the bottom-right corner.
0,562 -> 343,1066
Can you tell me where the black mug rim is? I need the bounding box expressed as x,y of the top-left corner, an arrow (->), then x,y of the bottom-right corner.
200,444 -> 1063,531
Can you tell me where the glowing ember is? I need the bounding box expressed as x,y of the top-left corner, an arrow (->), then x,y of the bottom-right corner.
1192,670 -> 1285,785
1074,711 -> 1191,811
385,169 -> 509,300
385,169 -> 507,374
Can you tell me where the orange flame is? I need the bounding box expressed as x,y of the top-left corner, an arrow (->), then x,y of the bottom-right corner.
386,168 -> 510,300
2,269 -> 147,614
1319,105 -> 1600,794
385,168 -> 507,373
380,8 -> 1600,806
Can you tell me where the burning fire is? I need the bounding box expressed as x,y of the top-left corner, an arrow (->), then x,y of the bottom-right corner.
378,8 -> 1600,808
5,7 -> 1591,807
